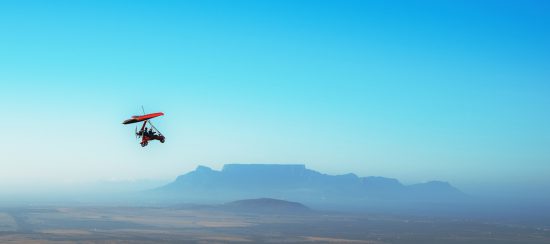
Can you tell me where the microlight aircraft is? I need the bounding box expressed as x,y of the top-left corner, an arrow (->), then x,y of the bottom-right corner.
123,108 -> 165,147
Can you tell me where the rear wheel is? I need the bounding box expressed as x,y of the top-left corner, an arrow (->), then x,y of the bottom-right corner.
141,141 -> 148,147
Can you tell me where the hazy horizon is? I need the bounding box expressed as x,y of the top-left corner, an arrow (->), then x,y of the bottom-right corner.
0,163 -> 548,203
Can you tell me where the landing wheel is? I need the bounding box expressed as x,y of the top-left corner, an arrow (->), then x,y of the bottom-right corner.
141,141 -> 148,147
160,138 -> 165,143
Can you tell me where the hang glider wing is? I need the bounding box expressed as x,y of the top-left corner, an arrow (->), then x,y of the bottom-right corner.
122,112 -> 164,124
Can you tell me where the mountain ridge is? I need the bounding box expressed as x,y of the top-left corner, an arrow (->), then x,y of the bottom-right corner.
153,164 -> 466,206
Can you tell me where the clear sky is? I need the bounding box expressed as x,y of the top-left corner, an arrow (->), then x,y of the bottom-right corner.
1,0 -> 549,196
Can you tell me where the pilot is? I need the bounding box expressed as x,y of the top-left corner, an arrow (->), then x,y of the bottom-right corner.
149,128 -> 156,136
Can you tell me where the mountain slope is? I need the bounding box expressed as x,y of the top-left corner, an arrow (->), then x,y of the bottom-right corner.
222,198 -> 311,214
153,164 -> 466,206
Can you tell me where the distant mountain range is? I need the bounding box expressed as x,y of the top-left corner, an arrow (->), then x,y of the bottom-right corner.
151,164 -> 466,208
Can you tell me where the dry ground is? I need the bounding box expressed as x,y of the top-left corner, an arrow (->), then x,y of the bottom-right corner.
0,207 -> 548,243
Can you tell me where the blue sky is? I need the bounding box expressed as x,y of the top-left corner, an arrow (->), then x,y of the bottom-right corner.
0,0 -> 549,196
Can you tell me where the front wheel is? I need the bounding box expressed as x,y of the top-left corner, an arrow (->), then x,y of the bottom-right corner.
160,138 -> 165,143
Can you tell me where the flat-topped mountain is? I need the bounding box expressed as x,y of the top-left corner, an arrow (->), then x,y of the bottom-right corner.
153,164 -> 465,207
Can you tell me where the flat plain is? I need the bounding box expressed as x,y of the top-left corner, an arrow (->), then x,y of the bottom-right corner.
0,206 -> 548,243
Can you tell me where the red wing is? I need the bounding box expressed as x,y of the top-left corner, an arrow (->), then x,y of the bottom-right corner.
122,112 -> 164,124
